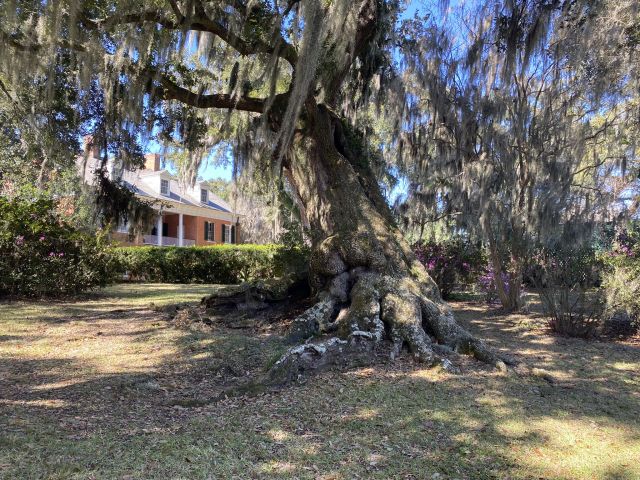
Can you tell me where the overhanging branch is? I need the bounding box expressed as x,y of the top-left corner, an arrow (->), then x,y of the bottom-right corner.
158,75 -> 266,112
0,30 -> 87,53
81,4 -> 297,67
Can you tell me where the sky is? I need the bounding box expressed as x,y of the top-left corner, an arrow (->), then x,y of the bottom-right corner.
145,0 -> 441,184
188,0 -> 432,182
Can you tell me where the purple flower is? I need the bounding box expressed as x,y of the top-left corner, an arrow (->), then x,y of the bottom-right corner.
49,252 -> 55,257
39,235 -> 45,242
15,235 -> 24,246
58,252 -> 64,257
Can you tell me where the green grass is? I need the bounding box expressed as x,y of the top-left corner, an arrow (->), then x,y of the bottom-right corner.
1,284 -> 639,479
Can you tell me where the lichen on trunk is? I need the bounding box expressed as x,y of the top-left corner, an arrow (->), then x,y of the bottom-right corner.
260,102 -> 510,385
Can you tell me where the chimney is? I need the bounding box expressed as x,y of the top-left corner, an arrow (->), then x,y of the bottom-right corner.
144,153 -> 161,172
83,135 -> 100,158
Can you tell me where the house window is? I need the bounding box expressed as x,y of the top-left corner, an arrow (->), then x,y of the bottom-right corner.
160,179 -> 169,195
200,188 -> 208,203
223,224 -> 233,244
204,221 -> 215,241
116,219 -> 129,233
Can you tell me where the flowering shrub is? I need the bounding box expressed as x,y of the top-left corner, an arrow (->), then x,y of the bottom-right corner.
611,226 -> 640,258
476,264 -> 511,304
0,196 -> 115,296
413,239 -> 484,299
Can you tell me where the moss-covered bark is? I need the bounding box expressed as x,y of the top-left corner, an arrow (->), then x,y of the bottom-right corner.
261,103 -> 510,384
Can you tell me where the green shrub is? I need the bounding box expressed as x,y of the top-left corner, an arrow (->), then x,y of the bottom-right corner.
413,238 -> 485,299
599,237 -> 640,337
0,196 -> 115,296
111,244 -> 308,284
533,245 -> 604,338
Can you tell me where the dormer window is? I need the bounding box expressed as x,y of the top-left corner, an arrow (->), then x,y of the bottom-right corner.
160,179 -> 169,196
200,188 -> 208,203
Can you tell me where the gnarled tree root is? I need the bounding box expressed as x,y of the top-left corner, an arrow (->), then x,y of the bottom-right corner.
254,269 -> 514,389
197,251 -> 514,394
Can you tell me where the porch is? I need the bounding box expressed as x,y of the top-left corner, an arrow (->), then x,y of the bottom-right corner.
143,212 -> 197,247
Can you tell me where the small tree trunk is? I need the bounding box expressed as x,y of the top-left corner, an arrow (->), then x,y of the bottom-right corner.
487,234 -> 523,312
507,267 -> 523,311
487,237 -> 510,307
263,104 -> 507,383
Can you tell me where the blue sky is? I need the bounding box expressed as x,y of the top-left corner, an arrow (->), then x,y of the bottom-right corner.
190,0 -> 431,182
150,0 -> 434,183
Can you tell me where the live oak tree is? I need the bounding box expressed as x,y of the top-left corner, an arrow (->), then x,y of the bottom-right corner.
0,67 -> 80,190
395,0 -> 640,311
0,0 -> 516,379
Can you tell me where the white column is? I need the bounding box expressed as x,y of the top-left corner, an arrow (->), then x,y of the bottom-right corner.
156,214 -> 163,246
178,213 -> 184,247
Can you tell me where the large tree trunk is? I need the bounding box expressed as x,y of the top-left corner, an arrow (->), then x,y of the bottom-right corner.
264,103 -> 508,384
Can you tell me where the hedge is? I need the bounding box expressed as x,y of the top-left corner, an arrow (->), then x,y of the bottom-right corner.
111,244 -> 308,284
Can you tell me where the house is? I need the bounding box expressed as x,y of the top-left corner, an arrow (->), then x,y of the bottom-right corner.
77,141 -> 241,247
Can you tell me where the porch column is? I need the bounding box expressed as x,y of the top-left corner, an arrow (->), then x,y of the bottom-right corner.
178,213 -> 184,247
156,214 -> 163,246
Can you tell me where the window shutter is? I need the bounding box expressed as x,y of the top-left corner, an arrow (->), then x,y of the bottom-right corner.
221,224 -> 226,243
204,221 -> 209,241
231,225 -> 235,244
211,222 -> 215,241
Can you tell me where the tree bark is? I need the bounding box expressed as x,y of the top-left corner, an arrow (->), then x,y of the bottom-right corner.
487,232 -> 523,312
263,103 -> 509,384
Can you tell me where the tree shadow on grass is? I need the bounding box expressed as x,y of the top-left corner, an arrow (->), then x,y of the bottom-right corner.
1,295 -> 639,479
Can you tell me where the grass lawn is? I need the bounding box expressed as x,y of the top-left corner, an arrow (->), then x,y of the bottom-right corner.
1,284 -> 639,479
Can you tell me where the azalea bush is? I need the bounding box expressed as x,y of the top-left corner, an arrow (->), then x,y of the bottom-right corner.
476,264 -> 511,305
0,196 -> 115,296
413,239 -> 484,299
111,244 -> 308,284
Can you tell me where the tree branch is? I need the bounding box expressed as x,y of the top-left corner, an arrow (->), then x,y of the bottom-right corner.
166,0 -> 184,22
0,30 -> 87,53
81,5 -> 297,66
193,1 -> 297,66
157,75 -> 266,112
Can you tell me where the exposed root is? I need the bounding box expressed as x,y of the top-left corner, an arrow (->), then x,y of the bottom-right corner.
420,299 -> 510,369
287,295 -> 336,342
201,277 -> 309,311
381,290 -> 435,364
259,266 -> 514,387
267,336 -> 377,385
196,241 -> 513,390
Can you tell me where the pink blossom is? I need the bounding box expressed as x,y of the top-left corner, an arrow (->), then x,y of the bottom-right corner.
39,236 -> 45,242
